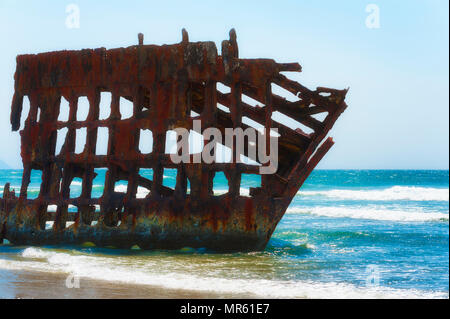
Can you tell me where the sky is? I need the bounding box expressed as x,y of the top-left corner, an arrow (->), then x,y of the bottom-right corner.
0,0 -> 448,169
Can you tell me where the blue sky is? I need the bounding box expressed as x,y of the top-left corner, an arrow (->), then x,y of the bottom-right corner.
0,0 -> 448,169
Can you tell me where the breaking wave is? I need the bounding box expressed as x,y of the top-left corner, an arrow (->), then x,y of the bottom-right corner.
287,206 -> 449,222
298,186 -> 449,202
0,247 -> 445,299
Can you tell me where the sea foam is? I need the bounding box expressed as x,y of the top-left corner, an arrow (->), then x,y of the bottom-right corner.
0,247 -> 444,299
287,206 -> 449,222
298,186 -> 449,201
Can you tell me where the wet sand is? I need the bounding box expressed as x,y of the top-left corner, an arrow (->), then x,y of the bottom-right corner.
1,268 -> 260,299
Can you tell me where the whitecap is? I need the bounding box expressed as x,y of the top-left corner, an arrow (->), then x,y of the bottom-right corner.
298,186 -> 449,202
287,206 -> 449,222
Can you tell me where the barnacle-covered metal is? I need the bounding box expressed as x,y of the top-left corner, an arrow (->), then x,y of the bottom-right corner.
0,30 -> 347,251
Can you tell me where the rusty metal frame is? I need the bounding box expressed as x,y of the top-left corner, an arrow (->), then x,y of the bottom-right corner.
0,30 -> 347,251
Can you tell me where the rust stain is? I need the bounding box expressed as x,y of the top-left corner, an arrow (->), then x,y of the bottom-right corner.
244,198 -> 254,232
0,30 -> 348,251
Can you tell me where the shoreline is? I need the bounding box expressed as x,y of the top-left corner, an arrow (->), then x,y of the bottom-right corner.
2,266 -> 447,299
0,269 -> 264,299
0,267 -> 262,299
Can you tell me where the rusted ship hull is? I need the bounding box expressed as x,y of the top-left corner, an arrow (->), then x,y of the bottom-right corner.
0,30 -> 347,252
2,193 -> 286,251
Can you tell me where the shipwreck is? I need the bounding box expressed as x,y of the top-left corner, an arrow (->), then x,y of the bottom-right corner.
0,30 -> 347,251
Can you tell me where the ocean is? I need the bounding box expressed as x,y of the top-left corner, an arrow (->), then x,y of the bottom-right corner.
0,169 -> 448,298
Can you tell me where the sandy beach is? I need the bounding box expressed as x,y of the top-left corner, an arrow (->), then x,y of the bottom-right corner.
1,268 -> 259,299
